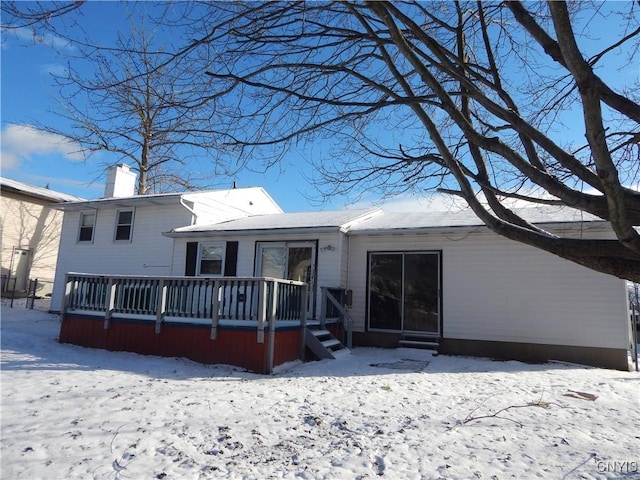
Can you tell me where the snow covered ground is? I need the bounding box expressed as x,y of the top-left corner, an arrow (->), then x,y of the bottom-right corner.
1,298 -> 638,480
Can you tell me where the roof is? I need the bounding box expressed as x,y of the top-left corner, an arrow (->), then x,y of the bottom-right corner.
166,204 -> 609,238
165,208 -> 383,237
1,177 -> 84,203
51,186 -> 280,212
349,205 -> 606,234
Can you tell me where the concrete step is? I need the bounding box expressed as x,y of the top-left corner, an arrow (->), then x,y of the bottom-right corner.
399,339 -> 440,350
331,348 -> 352,359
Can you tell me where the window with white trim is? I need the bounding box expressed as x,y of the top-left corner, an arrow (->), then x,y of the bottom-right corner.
114,209 -> 134,241
197,243 -> 226,276
78,212 -> 96,242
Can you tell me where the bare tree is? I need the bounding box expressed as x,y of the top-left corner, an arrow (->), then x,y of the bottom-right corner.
3,4 -> 232,194
51,22 -> 232,194
4,1 -> 640,281
188,1 -> 640,281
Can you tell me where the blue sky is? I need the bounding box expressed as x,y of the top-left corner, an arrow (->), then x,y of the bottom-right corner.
1,3 -> 636,213
0,3 -> 365,212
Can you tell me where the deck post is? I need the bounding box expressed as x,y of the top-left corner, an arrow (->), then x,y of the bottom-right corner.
60,274 -> 72,323
257,280 -> 268,344
299,284 -> 308,360
104,278 -> 116,330
155,279 -> 167,334
210,280 -> 220,340
319,286 -> 327,329
265,281 -> 279,374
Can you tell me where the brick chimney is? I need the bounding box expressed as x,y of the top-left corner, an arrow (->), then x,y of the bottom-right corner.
104,164 -> 137,198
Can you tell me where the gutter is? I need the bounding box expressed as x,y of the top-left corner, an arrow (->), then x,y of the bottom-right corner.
162,225 -> 344,238
347,220 -> 611,237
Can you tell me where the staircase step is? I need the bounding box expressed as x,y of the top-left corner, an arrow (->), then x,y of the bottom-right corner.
321,338 -> 342,349
311,329 -> 332,338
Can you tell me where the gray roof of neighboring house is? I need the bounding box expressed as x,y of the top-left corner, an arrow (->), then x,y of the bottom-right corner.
0,177 -> 84,203
167,208 -> 383,236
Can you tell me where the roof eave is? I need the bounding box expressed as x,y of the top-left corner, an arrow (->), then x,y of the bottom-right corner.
52,195 -> 183,211
163,225 -> 343,238
348,219 -> 612,236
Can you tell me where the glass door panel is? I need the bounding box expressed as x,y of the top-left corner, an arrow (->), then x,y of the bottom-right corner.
369,253 -> 402,330
403,253 -> 439,334
259,246 -> 286,278
287,247 -> 312,283
368,252 -> 440,335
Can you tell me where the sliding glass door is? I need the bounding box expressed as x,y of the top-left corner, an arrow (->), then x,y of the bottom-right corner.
256,242 -> 316,317
368,251 -> 440,335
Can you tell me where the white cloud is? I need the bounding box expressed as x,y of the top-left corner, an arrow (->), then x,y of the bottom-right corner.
1,124 -> 85,170
0,151 -> 20,170
10,27 -> 75,51
42,63 -> 68,76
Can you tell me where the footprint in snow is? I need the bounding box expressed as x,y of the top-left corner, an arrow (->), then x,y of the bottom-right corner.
372,455 -> 385,476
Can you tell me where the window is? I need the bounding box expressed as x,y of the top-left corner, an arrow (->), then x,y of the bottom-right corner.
197,243 -> 226,276
114,209 -> 134,241
78,212 -> 96,242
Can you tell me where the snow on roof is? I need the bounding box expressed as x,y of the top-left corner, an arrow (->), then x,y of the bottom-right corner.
0,177 -> 84,203
349,205 -> 605,233
170,208 -> 383,235
53,186 -> 278,212
170,204 -> 606,237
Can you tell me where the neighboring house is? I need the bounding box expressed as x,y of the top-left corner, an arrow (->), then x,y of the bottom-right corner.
49,165 -> 283,311
164,205 -> 632,370
1,177 -> 83,296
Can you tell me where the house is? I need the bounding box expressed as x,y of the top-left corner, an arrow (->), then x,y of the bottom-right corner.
53,173 -> 633,372
1,177 -> 83,296
163,206 -> 632,370
49,164 -> 283,311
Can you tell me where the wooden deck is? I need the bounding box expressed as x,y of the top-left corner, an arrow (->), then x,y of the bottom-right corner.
59,274 -> 351,373
59,274 -> 309,373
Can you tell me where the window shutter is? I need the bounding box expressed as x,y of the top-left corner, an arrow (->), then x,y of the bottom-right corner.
224,241 -> 238,276
185,242 -> 198,276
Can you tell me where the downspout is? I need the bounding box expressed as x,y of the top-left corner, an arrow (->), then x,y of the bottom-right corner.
346,232 -> 351,291
174,198 -> 199,276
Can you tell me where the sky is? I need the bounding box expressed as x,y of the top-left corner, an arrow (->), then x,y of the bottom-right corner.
0,3 -> 378,212
0,2 -> 453,214
0,3 -> 636,214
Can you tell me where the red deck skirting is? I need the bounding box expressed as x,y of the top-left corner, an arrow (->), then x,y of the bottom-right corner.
59,314 -> 302,374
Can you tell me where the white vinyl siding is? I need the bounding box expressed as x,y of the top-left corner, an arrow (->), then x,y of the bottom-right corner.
170,231 -> 349,317
348,230 -> 629,350
51,204 -> 193,311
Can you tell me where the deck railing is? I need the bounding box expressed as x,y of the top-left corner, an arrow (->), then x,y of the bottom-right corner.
319,287 -> 353,349
62,273 -> 308,342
